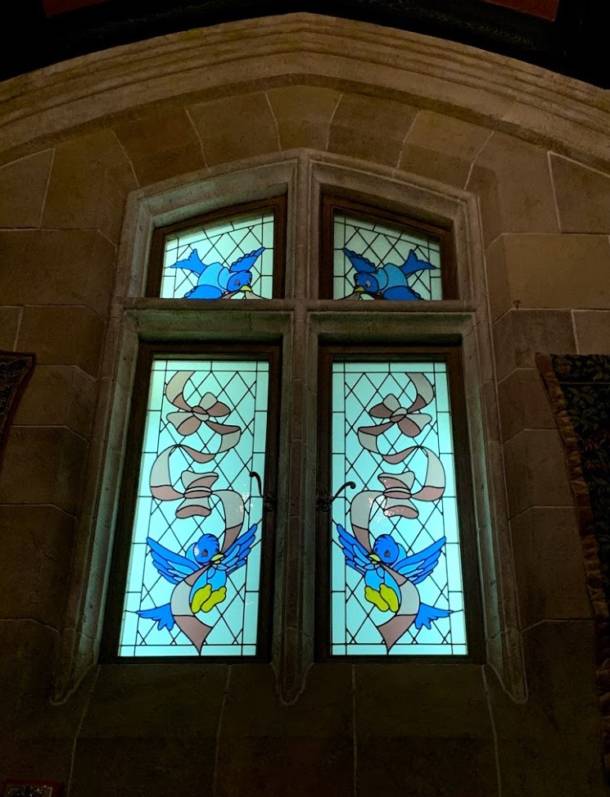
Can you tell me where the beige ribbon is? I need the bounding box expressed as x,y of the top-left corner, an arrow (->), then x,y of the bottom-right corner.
165,371 -> 241,455
357,373 -> 434,464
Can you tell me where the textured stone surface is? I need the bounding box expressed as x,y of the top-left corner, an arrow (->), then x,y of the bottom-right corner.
0,306 -> 21,349
42,130 -> 135,243
497,367 -> 555,441
17,306 -> 105,376
329,93 -> 417,166
398,111 -> 489,187
504,429 -> 573,516
493,309 -> 576,381
0,505 -> 74,627
113,104 -> 204,185
188,92 -> 279,166
551,154 -> 610,234
216,664 -> 353,797
0,426 -> 88,513
499,233 -> 610,309
511,507 -> 591,626
267,85 -> 340,150
13,365 -> 96,436
467,133 -> 558,246
0,150 -> 53,228
489,622 -> 606,797
574,310 -> 610,354
355,664 -> 497,796
0,229 -> 116,311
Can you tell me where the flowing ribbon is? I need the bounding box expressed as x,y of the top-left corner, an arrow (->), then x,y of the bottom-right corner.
357,373 -> 434,464
165,371 -> 241,455
150,444 -> 219,516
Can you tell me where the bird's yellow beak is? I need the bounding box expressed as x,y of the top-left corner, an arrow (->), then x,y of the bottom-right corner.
211,553 -> 224,563
369,553 -> 380,563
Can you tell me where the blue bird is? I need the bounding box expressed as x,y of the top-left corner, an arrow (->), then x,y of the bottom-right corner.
137,524 -> 257,651
343,247 -> 436,300
170,246 -> 265,300
337,524 -> 450,643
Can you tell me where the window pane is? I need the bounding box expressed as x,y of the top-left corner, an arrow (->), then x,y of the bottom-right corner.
118,357 -> 270,657
330,361 -> 466,656
333,213 -> 442,301
161,211 -> 275,300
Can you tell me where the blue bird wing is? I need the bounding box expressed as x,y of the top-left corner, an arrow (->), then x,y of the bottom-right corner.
146,536 -> 199,585
185,284 -> 224,300
137,602 -> 175,631
393,536 -> 446,585
343,248 -> 377,274
170,249 -> 207,276
383,284 -> 422,300
221,523 -> 258,575
336,523 -> 371,576
401,249 -> 435,276
415,603 -> 451,630
230,247 -> 265,273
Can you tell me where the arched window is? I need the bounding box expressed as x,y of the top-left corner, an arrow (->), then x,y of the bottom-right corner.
100,156 -> 483,663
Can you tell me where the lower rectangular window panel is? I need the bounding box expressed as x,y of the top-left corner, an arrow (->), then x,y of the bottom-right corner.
116,353 -> 273,658
327,357 -> 468,657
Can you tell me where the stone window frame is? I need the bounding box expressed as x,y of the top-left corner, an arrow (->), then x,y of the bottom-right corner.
56,151 -> 524,703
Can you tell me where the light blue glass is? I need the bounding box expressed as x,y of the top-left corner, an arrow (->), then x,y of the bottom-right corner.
333,214 -> 442,301
330,361 -> 466,656
161,212 -> 275,300
118,358 -> 270,657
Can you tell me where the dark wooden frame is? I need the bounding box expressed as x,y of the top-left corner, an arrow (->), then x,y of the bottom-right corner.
101,341 -> 281,663
146,196 -> 287,299
319,193 -> 457,300
316,343 -> 484,663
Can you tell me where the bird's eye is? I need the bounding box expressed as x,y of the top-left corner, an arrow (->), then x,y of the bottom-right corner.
203,549 -> 208,557
384,550 -> 390,558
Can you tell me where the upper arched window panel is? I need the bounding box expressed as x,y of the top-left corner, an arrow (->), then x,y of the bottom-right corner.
147,197 -> 286,300
320,195 -> 456,301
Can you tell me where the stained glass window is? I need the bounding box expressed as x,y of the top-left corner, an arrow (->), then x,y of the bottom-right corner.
160,210 -> 276,300
118,356 -> 271,657
332,213 -> 443,301
329,360 -> 466,656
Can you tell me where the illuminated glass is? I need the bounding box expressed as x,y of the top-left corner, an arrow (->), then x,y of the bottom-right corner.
330,361 -> 466,656
118,358 -> 270,657
333,213 -> 442,301
161,211 -> 275,300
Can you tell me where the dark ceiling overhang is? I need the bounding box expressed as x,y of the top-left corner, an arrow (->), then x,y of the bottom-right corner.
2,0 -> 608,88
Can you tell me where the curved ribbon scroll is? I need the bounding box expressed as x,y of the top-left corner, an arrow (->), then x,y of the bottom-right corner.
150,444 -> 220,517
165,371 -> 242,455
357,373 -> 435,464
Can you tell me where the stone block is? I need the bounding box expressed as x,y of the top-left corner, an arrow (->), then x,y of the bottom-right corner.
0,230 -> 116,311
0,505 -> 75,627
551,154 -> 610,234
467,133 -> 558,246
188,92 -> 279,166
573,310 -> 610,353
328,93 -> 417,166
398,111 -> 489,187
13,365 -> 96,437
0,306 -> 21,349
215,663 -> 353,797
113,105 -> 204,185
0,150 -> 53,228
497,368 -> 555,442
42,130 -> 136,243
511,507 -> 591,626
17,306 -> 105,376
499,233 -> 610,309
0,621 -> 57,737
487,622 -> 607,797
485,235 -> 512,321
493,309 -> 576,382
355,664 -> 496,797
267,85 -> 340,150
503,429 -> 573,517
80,663 -> 227,739
71,738 -> 207,797
0,426 -> 88,514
